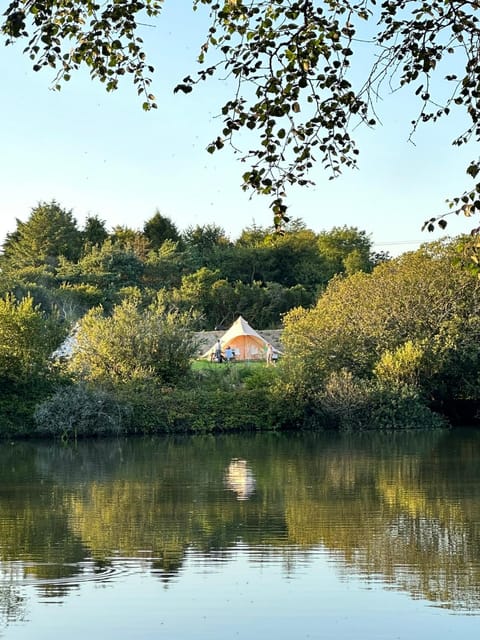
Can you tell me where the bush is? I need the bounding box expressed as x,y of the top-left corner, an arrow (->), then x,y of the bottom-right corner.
316,370 -> 447,431
65,299 -> 197,388
242,364 -> 280,390
34,384 -> 132,439
120,384 -> 284,434
0,375 -> 66,439
190,361 -> 276,393
374,340 -> 425,387
0,393 -> 37,438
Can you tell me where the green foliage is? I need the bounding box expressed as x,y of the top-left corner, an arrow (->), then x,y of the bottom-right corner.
236,223 -> 270,247
1,199 -> 375,332
3,195 -> 480,435
106,361 -> 288,435
4,3 -> 480,229
109,226 -> 152,260
191,0 -> 371,212
282,239 -> 480,412
0,389 -> 43,437
143,240 -> 185,289
1,201 -> 83,271
71,239 -> 145,290
343,248 -> 372,277
374,341 -> 425,388
160,264 -> 314,330
182,224 -> 231,271
262,229 -> 327,288
190,1 -> 480,227
207,225 -> 373,294
0,294 -> 65,386
0,294 -> 67,438
143,211 -> 181,249
0,266 -> 62,316
82,215 -> 109,248
34,384 -> 132,439
183,223 -> 230,252
127,386 -> 283,434
317,370 -> 446,431
170,267 -> 223,310
191,360 -> 272,392
426,315 -> 480,403
2,265 -> 57,289
55,283 -> 106,320
2,0 -> 162,109
317,226 -> 374,282
65,298 -> 197,387
242,362 -> 281,391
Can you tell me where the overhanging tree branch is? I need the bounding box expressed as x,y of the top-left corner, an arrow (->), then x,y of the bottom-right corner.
3,1 -> 480,234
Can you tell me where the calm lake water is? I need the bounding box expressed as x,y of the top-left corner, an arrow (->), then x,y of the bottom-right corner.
0,429 -> 479,639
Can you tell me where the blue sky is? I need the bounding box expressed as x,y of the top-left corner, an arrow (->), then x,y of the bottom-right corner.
0,2 -> 475,255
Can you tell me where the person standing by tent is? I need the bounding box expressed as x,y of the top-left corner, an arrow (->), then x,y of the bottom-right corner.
214,339 -> 223,363
266,343 -> 274,366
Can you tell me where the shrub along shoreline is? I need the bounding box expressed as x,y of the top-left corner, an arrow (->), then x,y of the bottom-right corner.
2,361 -> 461,441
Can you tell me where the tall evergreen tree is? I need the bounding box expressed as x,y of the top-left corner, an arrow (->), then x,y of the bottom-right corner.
1,201 -> 83,271
82,215 -> 109,248
143,211 -> 181,249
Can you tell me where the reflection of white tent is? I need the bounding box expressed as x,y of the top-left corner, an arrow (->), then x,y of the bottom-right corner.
225,459 -> 256,500
201,316 -> 273,361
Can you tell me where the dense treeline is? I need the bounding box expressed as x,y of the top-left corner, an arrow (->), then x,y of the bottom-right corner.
0,200 -> 380,437
1,201 -> 479,437
0,201 -> 378,329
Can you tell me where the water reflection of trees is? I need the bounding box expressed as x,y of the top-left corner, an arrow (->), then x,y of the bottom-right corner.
0,430 -> 479,615
0,568 -> 27,627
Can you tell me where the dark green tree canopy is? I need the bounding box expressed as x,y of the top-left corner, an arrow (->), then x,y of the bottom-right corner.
1,201 -> 83,270
3,1 -> 480,230
317,226 -> 373,280
143,211 -> 181,249
183,223 -> 230,249
0,194 -> 380,330
82,215 -> 109,248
